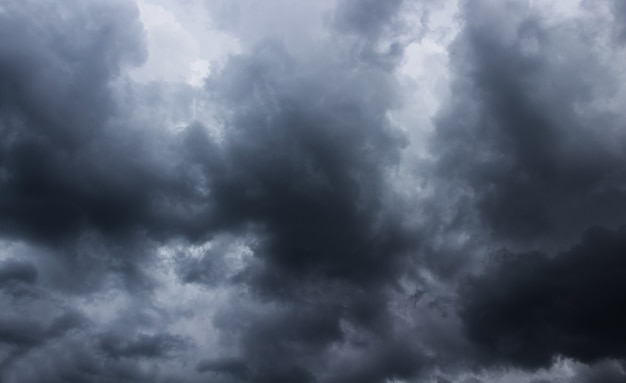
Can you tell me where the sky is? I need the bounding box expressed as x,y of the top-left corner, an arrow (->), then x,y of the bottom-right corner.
0,0 -> 626,382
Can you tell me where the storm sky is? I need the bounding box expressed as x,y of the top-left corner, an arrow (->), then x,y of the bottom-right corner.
1,0 -> 626,382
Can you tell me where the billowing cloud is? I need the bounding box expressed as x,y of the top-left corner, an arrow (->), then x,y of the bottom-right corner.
1,0 -> 626,382
433,0 -> 626,378
183,26 -> 425,379
434,0 -> 626,248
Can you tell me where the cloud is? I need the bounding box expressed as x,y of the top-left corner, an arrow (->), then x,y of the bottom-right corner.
333,0 -> 405,40
177,11 -> 428,375
2,0 -> 626,382
430,0 -> 626,378
328,338 -> 427,383
461,226 -> 626,367
0,0 -> 205,248
189,39 -> 411,288
0,312 -> 82,348
0,0 -> 426,380
433,0 -> 626,248
0,310 -> 84,377
98,332 -> 189,360
572,360 -> 626,383
613,0 -> 626,42
196,356 -> 250,378
0,259 -> 37,287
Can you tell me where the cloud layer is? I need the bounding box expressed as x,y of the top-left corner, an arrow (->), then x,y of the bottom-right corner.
1,0 -> 626,382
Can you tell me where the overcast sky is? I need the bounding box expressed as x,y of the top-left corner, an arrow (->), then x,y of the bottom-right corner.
1,0 -> 626,382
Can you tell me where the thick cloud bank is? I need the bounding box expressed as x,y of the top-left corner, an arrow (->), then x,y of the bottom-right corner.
462,226 -> 626,367
1,0 -> 626,382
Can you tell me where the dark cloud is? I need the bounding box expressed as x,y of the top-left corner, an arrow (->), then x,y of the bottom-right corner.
0,312 -> 82,348
98,332 -> 189,360
434,0 -> 626,248
198,360 -> 314,383
0,0 -> 204,247
0,310 -> 84,377
6,341 -> 156,383
430,0 -> 626,378
0,0 -> 424,380
196,356 -> 250,378
189,40 -> 410,290
0,1 -> 201,381
179,7 -> 423,376
2,0 -> 625,382
461,226 -> 626,368
0,259 -> 37,287
329,338 -> 427,383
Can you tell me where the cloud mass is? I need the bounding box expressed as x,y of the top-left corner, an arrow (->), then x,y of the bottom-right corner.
1,0 -> 626,382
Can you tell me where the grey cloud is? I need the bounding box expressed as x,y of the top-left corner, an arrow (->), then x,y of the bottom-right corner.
0,0 -> 204,247
428,0 -> 626,378
176,235 -> 241,287
5,342 -> 155,383
0,1 -> 202,380
461,226 -> 626,367
183,35 -> 418,381
329,338 -> 427,383
2,324 -> 188,383
0,312 -> 82,348
334,0 -> 412,70
0,0 -> 217,300
188,40 -> 411,290
0,259 -> 37,287
613,0 -> 626,42
0,0 -> 425,380
196,356 -> 250,377
572,360 -> 626,383
173,5 -> 446,374
434,0 -> 626,248
0,310 -> 84,379
197,354 -> 313,383
98,332 -> 189,360
4,0 -> 626,382
334,0 -> 405,40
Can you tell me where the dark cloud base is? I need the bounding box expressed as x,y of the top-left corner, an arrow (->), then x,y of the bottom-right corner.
461,226 -> 626,368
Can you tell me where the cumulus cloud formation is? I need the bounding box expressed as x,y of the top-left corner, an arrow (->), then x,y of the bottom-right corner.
1,0 -> 626,382
435,0 -> 626,247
